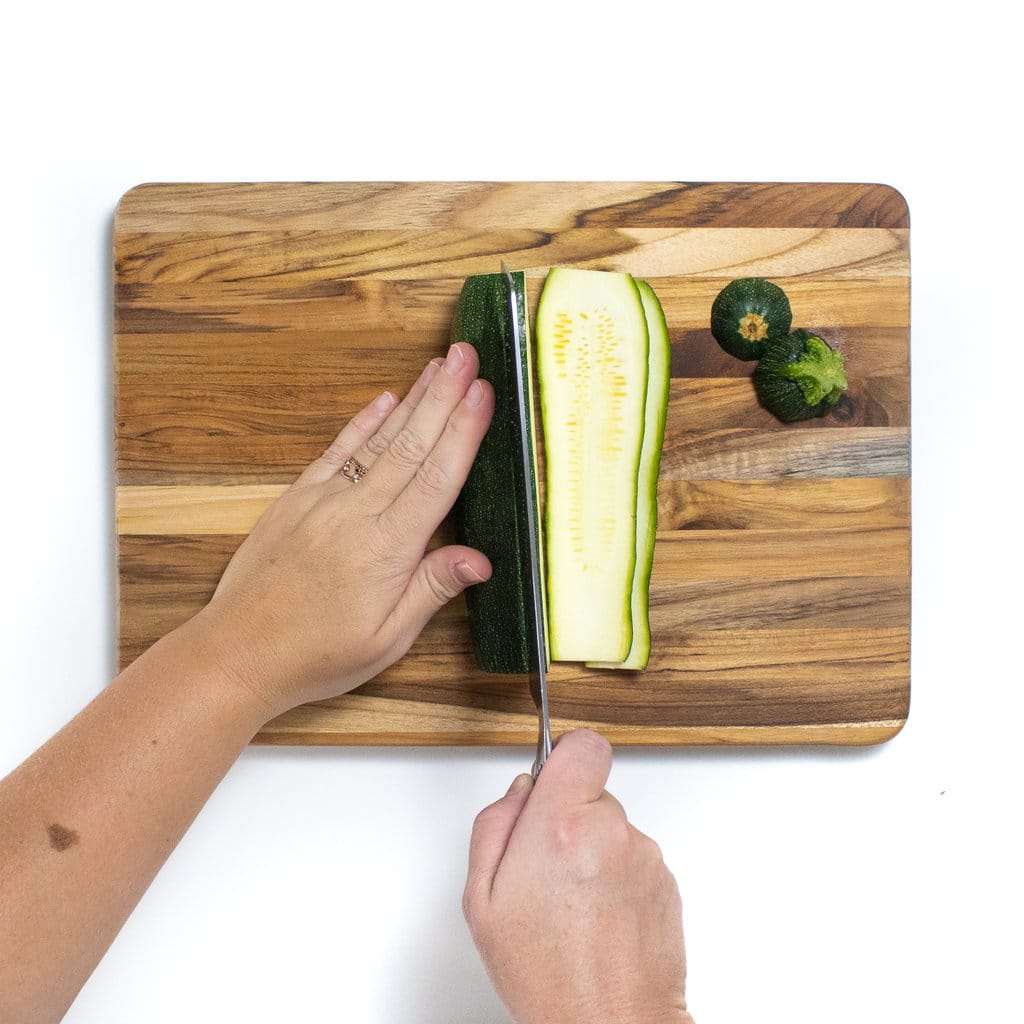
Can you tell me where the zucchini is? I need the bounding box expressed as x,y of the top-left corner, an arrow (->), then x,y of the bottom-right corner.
536,268 -> 650,663
587,280 -> 671,670
753,328 -> 848,422
710,277 -> 793,360
451,270 -> 545,674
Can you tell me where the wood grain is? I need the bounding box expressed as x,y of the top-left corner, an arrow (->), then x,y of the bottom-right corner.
114,182 -> 910,746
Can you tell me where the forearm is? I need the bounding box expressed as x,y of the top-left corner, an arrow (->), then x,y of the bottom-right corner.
0,615 -> 268,1024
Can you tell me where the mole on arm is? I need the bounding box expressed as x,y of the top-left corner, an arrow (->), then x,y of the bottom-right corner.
47,824 -> 79,851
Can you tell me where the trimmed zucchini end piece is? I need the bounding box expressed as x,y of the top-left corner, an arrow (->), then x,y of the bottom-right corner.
451,270 -> 542,674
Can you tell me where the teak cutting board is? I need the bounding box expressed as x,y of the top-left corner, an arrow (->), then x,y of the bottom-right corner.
114,181 -> 910,746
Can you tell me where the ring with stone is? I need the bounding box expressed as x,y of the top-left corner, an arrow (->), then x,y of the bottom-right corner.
340,457 -> 368,483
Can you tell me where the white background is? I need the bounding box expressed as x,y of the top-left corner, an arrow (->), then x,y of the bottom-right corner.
1,2 -> 1020,1021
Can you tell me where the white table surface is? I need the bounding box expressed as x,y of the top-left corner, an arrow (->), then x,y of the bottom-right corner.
2,3 -> 1020,1021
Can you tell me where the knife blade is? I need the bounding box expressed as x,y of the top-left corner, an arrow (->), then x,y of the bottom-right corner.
501,260 -> 552,777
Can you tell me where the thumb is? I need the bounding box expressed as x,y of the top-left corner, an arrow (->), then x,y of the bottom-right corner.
463,773 -> 534,919
394,545 -> 492,634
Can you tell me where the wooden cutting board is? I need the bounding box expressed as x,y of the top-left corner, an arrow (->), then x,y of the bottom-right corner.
114,181 -> 910,746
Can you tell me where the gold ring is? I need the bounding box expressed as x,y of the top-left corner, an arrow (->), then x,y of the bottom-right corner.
340,457 -> 368,483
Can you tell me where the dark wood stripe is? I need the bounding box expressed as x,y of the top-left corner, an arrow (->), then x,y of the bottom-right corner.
116,274 -> 908,336
345,626 -> 910,728
668,375 -> 908,429
670,327 -> 909,380
658,478 -> 909,530
115,325 -> 908,381
660,427 -> 909,480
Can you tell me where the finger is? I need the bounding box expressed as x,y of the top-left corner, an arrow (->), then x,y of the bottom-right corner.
464,773 -> 534,916
295,389 -> 400,487
350,357 -> 445,471
385,545 -> 493,643
377,377 -> 494,545
361,343 -> 480,507
531,729 -> 613,809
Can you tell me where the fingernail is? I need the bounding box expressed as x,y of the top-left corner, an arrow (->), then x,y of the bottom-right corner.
507,774 -> 533,795
443,344 -> 465,376
454,561 -> 485,585
418,361 -> 441,386
373,391 -> 397,414
465,380 -> 484,408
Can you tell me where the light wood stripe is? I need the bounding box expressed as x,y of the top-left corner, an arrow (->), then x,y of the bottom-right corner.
117,485 -> 286,534
115,182 -> 909,233
116,478 -> 911,535
651,529 -> 908,580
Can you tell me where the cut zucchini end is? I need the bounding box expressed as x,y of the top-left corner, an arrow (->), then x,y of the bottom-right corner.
452,269 -> 541,675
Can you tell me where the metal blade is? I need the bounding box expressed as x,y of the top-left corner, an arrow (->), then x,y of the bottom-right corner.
501,260 -> 552,777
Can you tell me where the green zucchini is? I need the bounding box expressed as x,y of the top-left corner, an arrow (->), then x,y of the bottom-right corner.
587,280 -> 671,670
451,270 -> 545,674
710,277 -> 792,360
536,268 -> 650,663
752,328 -> 848,422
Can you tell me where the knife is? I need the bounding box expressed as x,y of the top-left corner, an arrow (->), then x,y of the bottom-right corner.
501,260 -> 552,777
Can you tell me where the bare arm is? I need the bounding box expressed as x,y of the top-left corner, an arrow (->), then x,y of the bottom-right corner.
0,622 -> 267,1021
0,344 -> 494,1023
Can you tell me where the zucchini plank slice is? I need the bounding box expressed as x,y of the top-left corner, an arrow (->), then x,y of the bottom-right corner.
536,268 -> 650,663
451,270 -> 545,674
587,280 -> 671,670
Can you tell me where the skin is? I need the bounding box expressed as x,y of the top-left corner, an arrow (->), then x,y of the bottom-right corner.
0,343 -> 691,1023
465,729 -> 694,1024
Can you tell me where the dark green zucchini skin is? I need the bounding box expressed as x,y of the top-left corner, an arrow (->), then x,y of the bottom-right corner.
752,328 -> 846,422
710,277 -> 793,360
451,271 -> 536,674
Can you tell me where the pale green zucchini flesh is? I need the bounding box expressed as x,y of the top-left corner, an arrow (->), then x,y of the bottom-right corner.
536,267 -> 650,663
587,279 -> 671,670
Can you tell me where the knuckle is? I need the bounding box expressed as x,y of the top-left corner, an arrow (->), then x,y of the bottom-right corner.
363,430 -> 391,458
318,442 -> 348,469
425,372 -> 452,406
411,456 -> 450,499
550,806 -> 604,871
572,728 -> 613,760
461,884 -> 493,940
471,802 -> 503,836
666,870 -> 682,907
461,883 -> 478,926
423,563 -> 458,606
387,425 -> 428,469
637,830 -> 666,867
